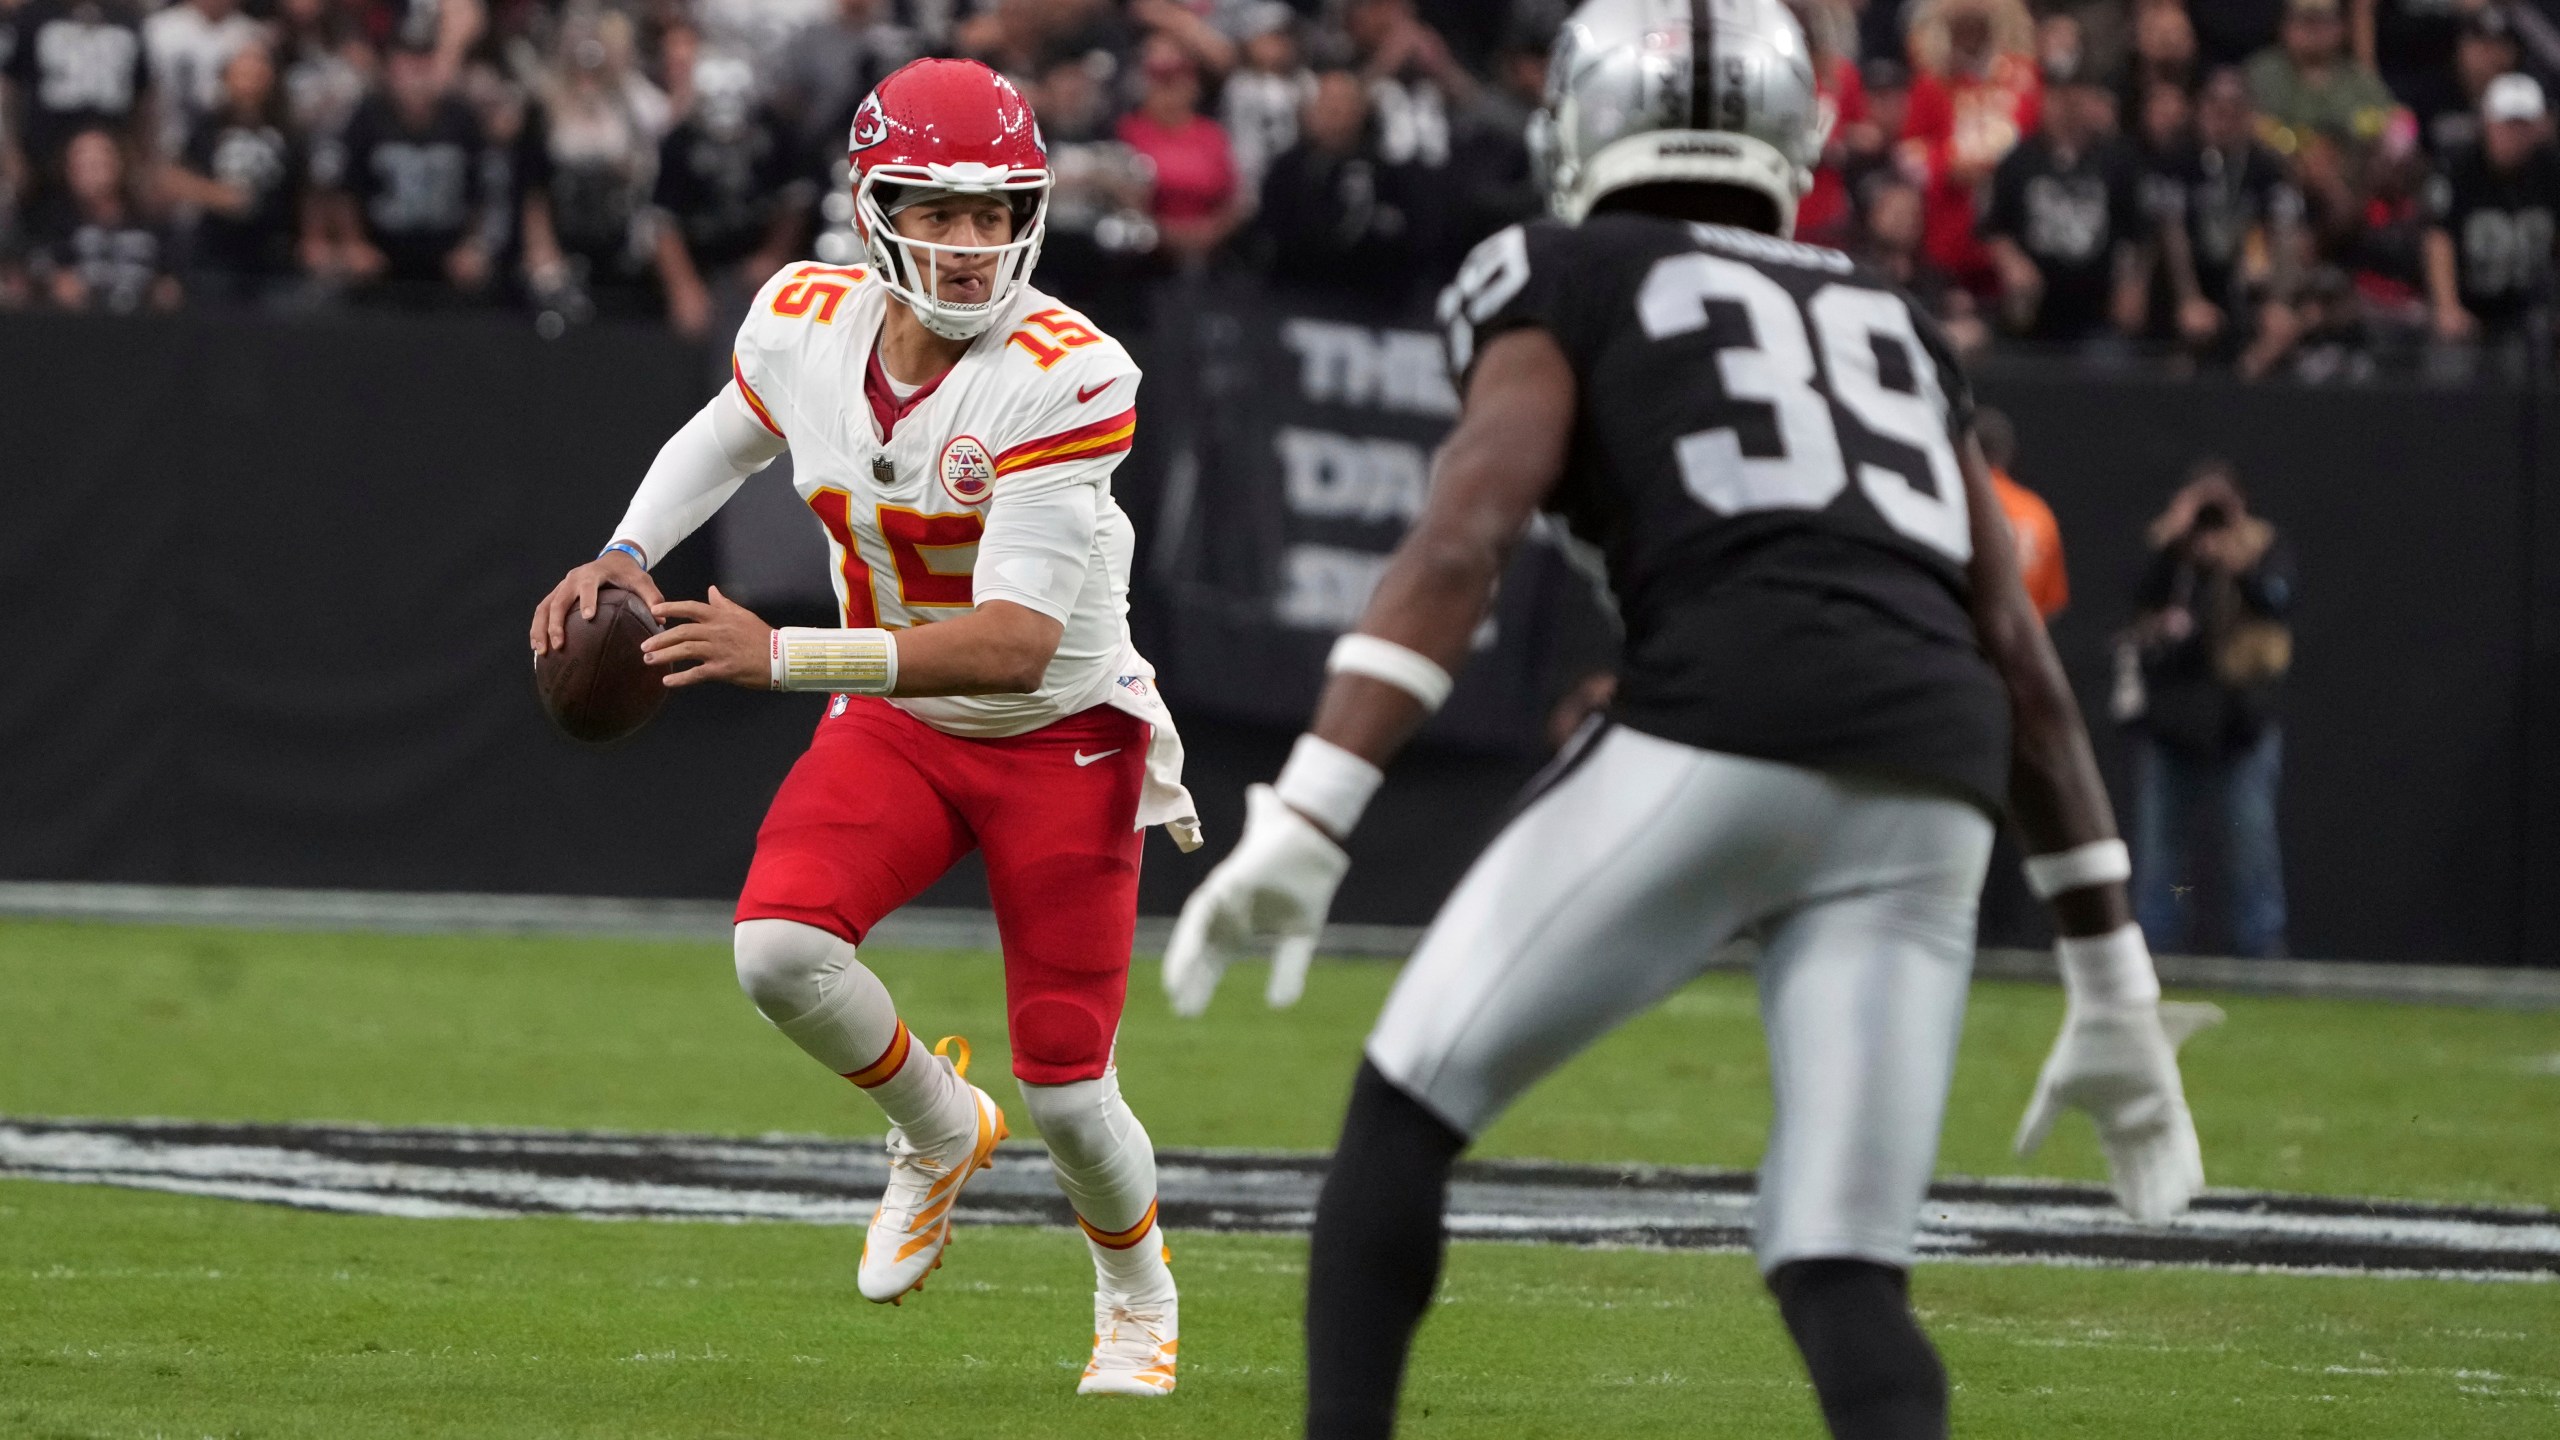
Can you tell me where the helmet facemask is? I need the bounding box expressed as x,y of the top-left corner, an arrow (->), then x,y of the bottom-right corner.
856,164 -> 1051,340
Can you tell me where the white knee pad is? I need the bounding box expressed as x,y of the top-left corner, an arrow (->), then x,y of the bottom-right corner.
1021,1072 -> 1158,1238
731,918 -> 896,1075
732,918 -> 844,1022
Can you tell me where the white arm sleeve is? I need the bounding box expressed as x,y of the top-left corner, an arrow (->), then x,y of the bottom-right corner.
970,465 -> 1103,623
604,382 -> 788,567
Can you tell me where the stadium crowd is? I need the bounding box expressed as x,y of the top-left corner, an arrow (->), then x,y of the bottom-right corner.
1,0 -> 2554,376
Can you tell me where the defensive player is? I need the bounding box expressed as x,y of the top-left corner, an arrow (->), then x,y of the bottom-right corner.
530,58 -> 1193,1397
1164,2 -> 2216,1436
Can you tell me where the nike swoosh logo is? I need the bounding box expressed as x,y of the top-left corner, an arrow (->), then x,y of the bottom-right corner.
1077,381 -> 1112,403
1073,749 -> 1121,767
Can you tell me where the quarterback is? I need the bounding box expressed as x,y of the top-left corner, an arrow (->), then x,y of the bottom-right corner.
530,58 -> 1194,1396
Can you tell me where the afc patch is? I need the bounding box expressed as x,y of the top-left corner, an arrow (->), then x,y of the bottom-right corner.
940,435 -> 994,505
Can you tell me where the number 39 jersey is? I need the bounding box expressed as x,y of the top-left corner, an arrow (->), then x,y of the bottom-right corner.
731,261 -> 1147,742
1442,215 -> 2011,812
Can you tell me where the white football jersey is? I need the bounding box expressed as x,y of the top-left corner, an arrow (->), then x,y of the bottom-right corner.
730,260 -> 1199,845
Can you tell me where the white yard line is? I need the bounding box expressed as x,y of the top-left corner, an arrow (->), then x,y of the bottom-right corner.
3,1119 -> 2552,1281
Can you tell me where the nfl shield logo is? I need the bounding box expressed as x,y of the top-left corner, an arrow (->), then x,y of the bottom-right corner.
940,436 -> 995,505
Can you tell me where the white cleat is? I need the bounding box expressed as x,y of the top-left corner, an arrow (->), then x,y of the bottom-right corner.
857,1037 -> 1008,1305
1078,1287 -> 1179,1397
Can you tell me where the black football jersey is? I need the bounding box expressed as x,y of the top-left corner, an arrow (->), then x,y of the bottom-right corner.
1439,213 -> 2010,812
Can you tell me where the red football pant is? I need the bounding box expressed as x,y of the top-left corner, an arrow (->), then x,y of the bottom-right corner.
736,697 -> 1149,1085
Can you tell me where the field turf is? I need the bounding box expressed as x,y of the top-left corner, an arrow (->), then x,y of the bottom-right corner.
4,919 -> 2558,1436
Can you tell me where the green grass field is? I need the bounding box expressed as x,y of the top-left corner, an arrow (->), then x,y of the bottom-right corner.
4,919 -> 2558,1437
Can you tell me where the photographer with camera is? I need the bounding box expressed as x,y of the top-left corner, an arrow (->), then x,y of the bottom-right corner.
2114,460 -> 2296,958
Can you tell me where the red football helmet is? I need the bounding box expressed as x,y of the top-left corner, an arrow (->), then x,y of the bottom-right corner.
848,58 -> 1051,340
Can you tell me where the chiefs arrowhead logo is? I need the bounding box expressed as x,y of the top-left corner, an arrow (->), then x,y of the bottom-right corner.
848,93 -> 888,152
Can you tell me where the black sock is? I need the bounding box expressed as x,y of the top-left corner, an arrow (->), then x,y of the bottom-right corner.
1770,1258 -> 1950,1440
1304,1059 -> 1468,1440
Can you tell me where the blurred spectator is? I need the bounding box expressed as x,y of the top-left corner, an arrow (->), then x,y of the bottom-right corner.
1851,169 -> 1987,349
2424,72 -> 2559,364
2143,67 -> 2307,375
1345,0 -> 1471,170
143,0 -> 260,154
1795,0 -> 1874,246
2118,461 -> 2293,958
349,0 -> 483,95
25,123 -> 177,309
2330,112 -> 2433,337
1842,55 -> 1912,199
272,0 -> 370,144
1253,64 -> 1418,299
516,12 -> 669,316
652,50 -> 804,338
954,0 -> 1131,82
1220,1 -> 1311,205
1030,49 -> 1155,319
1443,0 -> 1547,246
2121,0 -> 2199,113
312,38 -> 493,303
691,0 -> 830,85
2245,0 -> 2396,156
1975,405 -> 2069,620
770,0 -> 914,162
2407,5 -> 2520,159
1129,0 -> 1237,77
1978,62 -> 2145,345
1118,32 -> 1239,269
3,0 -> 153,200
1902,0 -> 2042,293
163,42 -> 311,302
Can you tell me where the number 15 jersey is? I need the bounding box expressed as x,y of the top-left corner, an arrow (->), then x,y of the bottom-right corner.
1441,215 -> 2011,813
730,260 -> 1200,845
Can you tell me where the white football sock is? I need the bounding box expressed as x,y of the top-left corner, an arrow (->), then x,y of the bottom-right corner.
1022,1071 -> 1174,1301
732,919 -> 970,1149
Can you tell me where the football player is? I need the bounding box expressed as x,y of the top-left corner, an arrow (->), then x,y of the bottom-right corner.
530,58 -> 1194,1397
1163,2 -> 2217,1437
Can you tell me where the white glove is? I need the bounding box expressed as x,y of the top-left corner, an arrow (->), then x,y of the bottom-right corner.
2015,997 -> 2223,1222
1162,784 -> 1349,1017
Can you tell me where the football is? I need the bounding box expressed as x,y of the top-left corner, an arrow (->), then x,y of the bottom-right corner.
534,584 -> 667,744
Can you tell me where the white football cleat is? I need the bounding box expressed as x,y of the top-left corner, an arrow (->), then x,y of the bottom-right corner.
1078,1286 -> 1179,1397
857,1036 -> 1007,1305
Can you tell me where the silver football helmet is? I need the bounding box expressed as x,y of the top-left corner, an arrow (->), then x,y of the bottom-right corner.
1529,0 -> 1827,234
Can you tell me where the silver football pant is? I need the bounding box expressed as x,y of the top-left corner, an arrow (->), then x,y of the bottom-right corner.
1365,723 -> 1995,1272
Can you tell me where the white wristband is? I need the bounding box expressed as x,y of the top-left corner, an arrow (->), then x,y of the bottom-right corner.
1273,733 -> 1385,839
771,627 -> 898,694
2056,924 -> 2162,1008
1327,633 -> 1453,714
2024,839 -> 2131,900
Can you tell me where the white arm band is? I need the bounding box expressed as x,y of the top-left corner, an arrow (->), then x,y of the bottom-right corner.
1326,633 -> 1454,713
2056,923 -> 2162,1007
771,627 -> 898,694
2023,839 -> 2132,899
605,383 -> 788,567
1273,733 -> 1385,839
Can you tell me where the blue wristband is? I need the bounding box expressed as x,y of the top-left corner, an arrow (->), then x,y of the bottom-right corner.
599,540 -> 648,569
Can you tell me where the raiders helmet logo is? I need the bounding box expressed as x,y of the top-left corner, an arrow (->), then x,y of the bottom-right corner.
940,436 -> 995,505
848,94 -> 888,152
